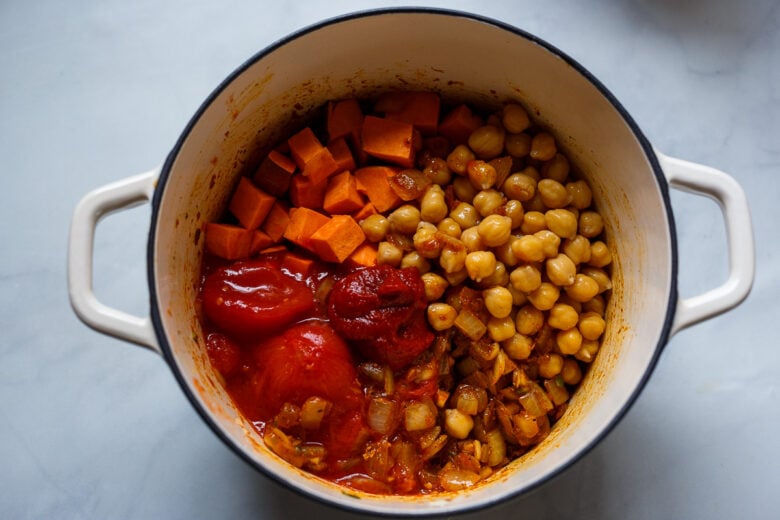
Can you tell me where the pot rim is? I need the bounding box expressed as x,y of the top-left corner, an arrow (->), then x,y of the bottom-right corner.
147,7 -> 679,516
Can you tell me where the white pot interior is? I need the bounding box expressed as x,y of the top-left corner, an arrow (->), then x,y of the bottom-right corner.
150,10 -> 675,515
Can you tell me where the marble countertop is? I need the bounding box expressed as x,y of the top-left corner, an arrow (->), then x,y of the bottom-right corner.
2,1 -> 778,518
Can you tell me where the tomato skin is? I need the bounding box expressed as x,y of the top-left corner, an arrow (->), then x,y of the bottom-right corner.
201,259 -> 315,337
251,321 -> 359,419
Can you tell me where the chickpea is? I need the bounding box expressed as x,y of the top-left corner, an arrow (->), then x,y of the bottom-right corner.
511,234 -> 545,263
510,264 -> 542,293
575,339 -> 600,363
547,303 -> 579,330
520,211 -> 547,235
460,225 -> 484,252
503,199 -> 525,229
515,304 -> 544,335
537,179 -> 571,209
377,241 -> 402,267
502,103 -> 531,133
487,316 -> 516,342
507,283 -> 528,306
447,144 -> 475,175
502,173 -> 536,202
546,253 -> 577,286
401,251 -> 430,274
483,286 -> 514,318
557,294 -> 583,313
437,217 -> 462,238
444,267 -> 469,286
494,237 -> 519,267
465,251 -> 497,282
533,230 -> 561,258
467,160 -> 498,190
503,333 -> 533,360
580,267 -> 612,294
360,214 -> 389,242
556,328 -> 583,355
565,273 -> 600,302
473,189 -> 504,216
478,214 -> 513,247
450,202 -> 479,229
420,184 -> 448,223
478,261 -> 510,288
538,353 -> 564,379
582,294 -> 606,316
468,125 -> 505,159
566,180 -> 593,210
453,176 -> 478,203
521,165 -> 540,182
530,131 -> 557,161
562,235 -> 592,265
527,282 -> 560,311
579,311 -> 606,340
589,241 -> 612,267
428,303 -> 458,331
421,272 -> 448,301
424,157 -> 452,185
578,211 -> 604,238
440,241 -> 468,273
523,191 -> 547,213
545,209 -> 578,239
560,358 -> 583,385
413,223 -> 443,259
541,153 -> 570,183
504,132 -> 531,158
389,205 -> 421,234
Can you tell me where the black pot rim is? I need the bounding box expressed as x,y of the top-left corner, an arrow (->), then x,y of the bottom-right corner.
147,6 -> 678,517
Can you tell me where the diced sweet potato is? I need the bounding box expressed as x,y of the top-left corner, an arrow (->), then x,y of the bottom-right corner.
382,91 -> 441,135
289,174 -> 327,209
361,115 -> 415,168
205,223 -> 253,260
302,146 -> 340,184
249,230 -> 274,255
354,166 -> 402,213
438,104 -> 484,146
228,177 -> 275,229
261,201 -> 290,242
327,98 -> 364,144
328,137 -> 356,173
323,171 -> 364,215
254,150 -> 296,197
309,215 -> 365,263
288,127 -> 325,169
281,253 -> 314,278
352,202 -> 378,221
283,207 -> 330,251
346,243 -> 378,268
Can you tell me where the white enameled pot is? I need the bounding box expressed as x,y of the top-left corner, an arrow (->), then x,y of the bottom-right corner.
67,9 -> 755,516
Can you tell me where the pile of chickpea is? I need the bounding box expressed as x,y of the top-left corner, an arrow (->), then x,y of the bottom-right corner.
357,101 -> 613,467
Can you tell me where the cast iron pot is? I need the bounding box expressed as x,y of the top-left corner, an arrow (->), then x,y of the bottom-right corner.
68,9 -> 754,516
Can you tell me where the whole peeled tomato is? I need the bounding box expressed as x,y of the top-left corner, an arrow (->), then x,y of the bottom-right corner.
201,258 -> 315,337
250,321 -> 359,420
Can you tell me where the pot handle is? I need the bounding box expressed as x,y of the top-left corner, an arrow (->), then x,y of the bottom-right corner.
657,151 -> 755,336
67,169 -> 161,353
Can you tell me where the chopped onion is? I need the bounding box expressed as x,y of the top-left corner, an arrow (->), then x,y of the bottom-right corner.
484,428 -> 506,467
404,400 -> 437,432
368,397 -> 398,435
300,396 -> 331,430
438,467 -> 481,492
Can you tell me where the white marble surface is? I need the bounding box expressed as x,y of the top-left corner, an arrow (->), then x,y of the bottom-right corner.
1,0 -> 778,518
